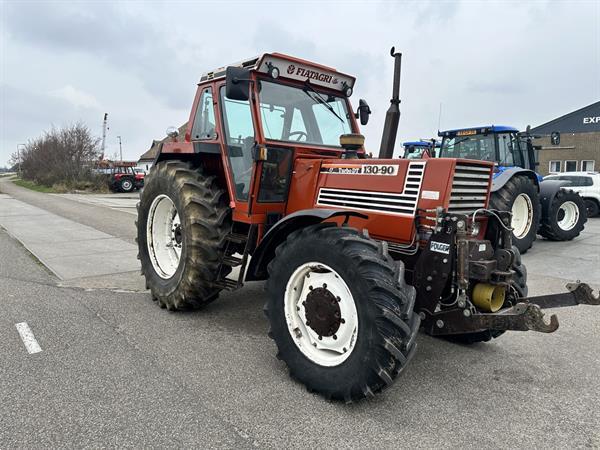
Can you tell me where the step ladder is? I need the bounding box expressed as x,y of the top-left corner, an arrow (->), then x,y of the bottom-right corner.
213,228 -> 255,291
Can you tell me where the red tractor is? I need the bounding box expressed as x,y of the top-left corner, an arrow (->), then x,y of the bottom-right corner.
109,164 -> 144,193
137,49 -> 598,401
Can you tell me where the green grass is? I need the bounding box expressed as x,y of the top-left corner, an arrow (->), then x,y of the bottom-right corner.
13,178 -> 57,193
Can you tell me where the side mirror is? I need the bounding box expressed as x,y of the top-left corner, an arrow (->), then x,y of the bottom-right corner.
551,131 -> 560,146
166,126 -> 179,138
355,99 -> 371,126
226,66 -> 251,101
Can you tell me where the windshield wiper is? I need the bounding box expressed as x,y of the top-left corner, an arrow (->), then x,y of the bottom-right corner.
302,81 -> 344,123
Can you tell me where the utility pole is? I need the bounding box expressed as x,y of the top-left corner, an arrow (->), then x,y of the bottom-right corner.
16,144 -> 25,177
117,136 -> 123,162
101,113 -> 108,160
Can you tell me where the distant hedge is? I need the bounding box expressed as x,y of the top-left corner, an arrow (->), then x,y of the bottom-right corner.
12,123 -> 102,188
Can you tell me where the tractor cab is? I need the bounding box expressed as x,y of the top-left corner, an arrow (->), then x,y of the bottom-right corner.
160,53 -> 372,226
402,140 -> 439,159
438,126 -> 538,172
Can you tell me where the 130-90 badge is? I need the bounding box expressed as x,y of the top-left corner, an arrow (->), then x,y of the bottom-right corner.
321,164 -> 399,176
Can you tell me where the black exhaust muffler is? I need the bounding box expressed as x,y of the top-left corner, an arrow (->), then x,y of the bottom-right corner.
378,47 -> 402,159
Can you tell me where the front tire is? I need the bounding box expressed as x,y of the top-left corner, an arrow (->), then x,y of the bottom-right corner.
265,224 -> 420,402
120,177 -> 134,193
136,161 -> 231,310
539,189 -> 587,241
490,175 -> 540,254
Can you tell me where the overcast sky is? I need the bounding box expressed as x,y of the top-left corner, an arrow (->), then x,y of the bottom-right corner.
1,0 -> 599,166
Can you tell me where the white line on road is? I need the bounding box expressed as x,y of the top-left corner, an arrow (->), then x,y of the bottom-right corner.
15,322 -> 42,354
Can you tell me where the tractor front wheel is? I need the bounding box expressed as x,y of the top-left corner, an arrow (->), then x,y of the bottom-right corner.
489,175 -> 540,254
119,177 -> 135,193
265,224 -> 420,401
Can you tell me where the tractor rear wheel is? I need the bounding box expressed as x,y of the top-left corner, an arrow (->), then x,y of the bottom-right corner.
136,161 -> 231,310
489,175 -> 540,254
265,223 -> 420,402
444,246 -> 527,345
539,189 -> 586,241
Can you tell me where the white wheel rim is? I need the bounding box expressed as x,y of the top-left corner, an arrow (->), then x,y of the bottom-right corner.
511,193 -> 533,238
123,180 -> 132,190
284,262 -> 358,367
557,201 -> 579,231
146,194 -> 182,279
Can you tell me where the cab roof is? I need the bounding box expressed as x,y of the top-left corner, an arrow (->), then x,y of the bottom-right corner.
403,141 -> 432,147
438,125 -> 519,137
199,52 -> 356,93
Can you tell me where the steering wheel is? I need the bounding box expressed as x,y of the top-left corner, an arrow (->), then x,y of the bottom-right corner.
288,131 -> 308,142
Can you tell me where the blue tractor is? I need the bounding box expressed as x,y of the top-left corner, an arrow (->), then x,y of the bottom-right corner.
438,126 -> 587,253
402,140 -> 439,159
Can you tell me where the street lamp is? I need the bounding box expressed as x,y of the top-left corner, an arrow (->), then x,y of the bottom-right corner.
117,136 -> 123,162
16,144 -> 26,177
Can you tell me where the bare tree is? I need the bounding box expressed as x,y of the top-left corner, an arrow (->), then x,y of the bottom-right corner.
11,123 -> 102,188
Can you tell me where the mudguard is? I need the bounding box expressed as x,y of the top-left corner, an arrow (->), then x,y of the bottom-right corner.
491,166 -> 539,192
539,179 -> 571,218
245,208 -> 368,281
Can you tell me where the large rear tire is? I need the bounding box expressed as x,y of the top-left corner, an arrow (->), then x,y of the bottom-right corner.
136,161 -> 231,310
443,246 -> 527,345
539,189 -> 587,241
490,175 -> 540,254
265,223 -> 420,402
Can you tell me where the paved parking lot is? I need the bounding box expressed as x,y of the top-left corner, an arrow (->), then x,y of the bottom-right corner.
54,193 -> 139,215
1,179 -> 599,448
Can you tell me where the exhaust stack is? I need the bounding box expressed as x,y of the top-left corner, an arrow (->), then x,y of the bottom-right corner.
378,47 -> 402,159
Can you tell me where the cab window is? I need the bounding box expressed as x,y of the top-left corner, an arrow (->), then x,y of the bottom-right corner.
497,133 -> 524,166
191,88 -> 217,140
220,87 -> 255,201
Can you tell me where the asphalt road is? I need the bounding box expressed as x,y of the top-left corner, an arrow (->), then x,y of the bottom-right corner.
1,180 -> 599,448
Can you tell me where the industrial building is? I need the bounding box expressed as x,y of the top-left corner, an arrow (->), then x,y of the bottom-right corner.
532,101 -> 600,175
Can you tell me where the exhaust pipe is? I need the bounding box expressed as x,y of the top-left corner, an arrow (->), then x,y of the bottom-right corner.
378,47 -> 402,159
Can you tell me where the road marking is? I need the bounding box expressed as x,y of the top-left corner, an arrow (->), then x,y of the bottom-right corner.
15,322 -> 42,354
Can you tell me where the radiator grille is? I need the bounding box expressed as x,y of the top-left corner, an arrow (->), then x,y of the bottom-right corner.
317,162 -> 425,216
448,163 -> 492,214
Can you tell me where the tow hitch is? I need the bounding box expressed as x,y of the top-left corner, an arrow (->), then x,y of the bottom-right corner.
427,283 -> 599,335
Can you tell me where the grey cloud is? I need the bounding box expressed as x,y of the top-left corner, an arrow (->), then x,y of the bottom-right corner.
3,1 -> 191,109
466,80 -> 528,95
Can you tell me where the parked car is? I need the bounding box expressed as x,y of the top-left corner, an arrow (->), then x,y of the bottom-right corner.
109,165 -> 145,193
544,172 -> 600,217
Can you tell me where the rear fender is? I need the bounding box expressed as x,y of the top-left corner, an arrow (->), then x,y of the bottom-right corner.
245,209 -> 368,281
491,167 -> 539,193
539,179 -> 571,218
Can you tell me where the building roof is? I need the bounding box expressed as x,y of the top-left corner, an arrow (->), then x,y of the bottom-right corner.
138,123 -> 187,162
531,101 -> 600,134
